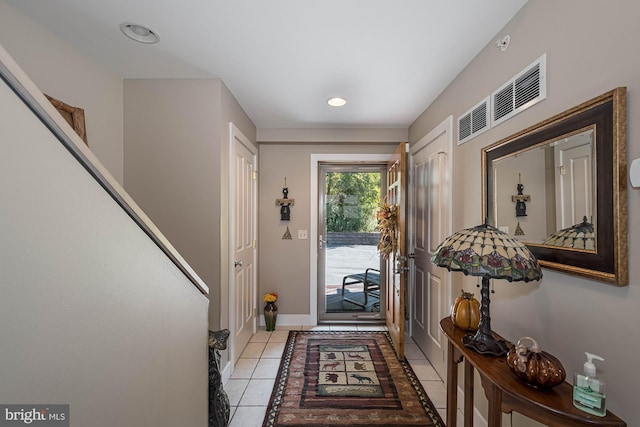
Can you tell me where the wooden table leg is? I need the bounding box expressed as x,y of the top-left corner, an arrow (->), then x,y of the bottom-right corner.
486,381 -> 502,427
464,360 -> 474,427
446,340 -> 458,427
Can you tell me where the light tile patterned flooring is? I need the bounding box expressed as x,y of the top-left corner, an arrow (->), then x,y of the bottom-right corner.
226,324 -> 463,427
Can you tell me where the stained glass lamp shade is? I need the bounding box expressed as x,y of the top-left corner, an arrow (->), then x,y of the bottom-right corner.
431,222 -> 542,356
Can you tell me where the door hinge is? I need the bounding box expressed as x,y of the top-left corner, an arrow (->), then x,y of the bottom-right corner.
253,240 -> 257,249
253,170 -> 258,180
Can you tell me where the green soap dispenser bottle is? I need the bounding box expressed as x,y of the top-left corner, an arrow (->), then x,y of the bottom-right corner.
573,352 -> 606,417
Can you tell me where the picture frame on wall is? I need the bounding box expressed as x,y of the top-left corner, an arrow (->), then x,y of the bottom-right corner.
45,94 -> 88,145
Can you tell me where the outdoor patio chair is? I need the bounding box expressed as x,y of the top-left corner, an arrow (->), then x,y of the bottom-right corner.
341,268 -> 380,307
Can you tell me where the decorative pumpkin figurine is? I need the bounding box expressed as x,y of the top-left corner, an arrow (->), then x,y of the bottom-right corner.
450,290 -> 481,331
507,337 -> 566,388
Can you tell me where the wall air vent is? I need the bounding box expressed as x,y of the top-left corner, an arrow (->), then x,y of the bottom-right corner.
457,96 -> 490,145
491,54 -> 546,127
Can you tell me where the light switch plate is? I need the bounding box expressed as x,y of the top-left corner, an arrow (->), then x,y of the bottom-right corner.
298,230 -> 308,240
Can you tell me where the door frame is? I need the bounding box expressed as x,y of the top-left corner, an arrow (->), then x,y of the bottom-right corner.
310,153 -> 391,325
228,122 -> 258,366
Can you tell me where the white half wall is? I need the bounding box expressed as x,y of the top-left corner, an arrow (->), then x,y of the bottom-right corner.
0,48 -> 208,426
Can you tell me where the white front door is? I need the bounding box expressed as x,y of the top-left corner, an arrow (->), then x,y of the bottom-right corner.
229,123 -> 257,364
409,117 -> 452,379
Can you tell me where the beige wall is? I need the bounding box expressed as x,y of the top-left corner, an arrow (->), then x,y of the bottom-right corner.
123,79 -> 221,326
123,79 -> 256,336
410,0 -> 640,424
0,0 -> 124,184
494,148 -> 548,242
258,143 -> 397,319
0,52 -> 208,426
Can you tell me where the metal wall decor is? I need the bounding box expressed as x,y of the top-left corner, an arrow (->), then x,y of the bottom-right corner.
512,174 -> 530,217
276,177 -> 294,221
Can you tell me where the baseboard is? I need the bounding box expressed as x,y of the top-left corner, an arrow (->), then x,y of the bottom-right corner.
258,313 -> 316,327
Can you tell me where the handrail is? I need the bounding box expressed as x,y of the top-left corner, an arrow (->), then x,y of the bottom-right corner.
0,44 -> 209,296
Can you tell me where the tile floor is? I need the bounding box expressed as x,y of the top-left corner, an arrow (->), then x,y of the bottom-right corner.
225,324 -> 463,427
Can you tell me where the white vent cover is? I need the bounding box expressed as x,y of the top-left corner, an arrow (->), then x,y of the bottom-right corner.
491,54 -> 546,127
457,96 -> 490,145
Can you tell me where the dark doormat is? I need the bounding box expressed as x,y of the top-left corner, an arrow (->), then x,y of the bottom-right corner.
326,289 -> 380,312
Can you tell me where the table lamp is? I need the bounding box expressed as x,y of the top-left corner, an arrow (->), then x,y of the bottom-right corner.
431,221 -> 542,356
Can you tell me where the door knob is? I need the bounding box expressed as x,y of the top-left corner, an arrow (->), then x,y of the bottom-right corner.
234,260 -> 243,267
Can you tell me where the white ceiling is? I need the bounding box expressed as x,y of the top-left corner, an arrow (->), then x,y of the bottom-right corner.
7,0 -> 527,129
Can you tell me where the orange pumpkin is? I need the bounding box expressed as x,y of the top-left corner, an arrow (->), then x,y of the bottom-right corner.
451,290 -> 480,331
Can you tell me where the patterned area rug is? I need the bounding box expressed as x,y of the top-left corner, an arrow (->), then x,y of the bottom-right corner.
262,331 -> 444,426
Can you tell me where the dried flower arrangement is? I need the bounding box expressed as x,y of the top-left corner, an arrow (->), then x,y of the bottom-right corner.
376,199 -> 398,260
263,292 -> 278,303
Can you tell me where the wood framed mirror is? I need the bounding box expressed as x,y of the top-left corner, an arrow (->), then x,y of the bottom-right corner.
482,88 -> 628,285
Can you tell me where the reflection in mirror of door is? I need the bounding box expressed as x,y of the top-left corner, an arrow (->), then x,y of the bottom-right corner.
492,128 -> 595,250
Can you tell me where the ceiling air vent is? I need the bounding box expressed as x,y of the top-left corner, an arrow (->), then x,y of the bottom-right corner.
457,96 -> 490,145
491,54 -> 546,127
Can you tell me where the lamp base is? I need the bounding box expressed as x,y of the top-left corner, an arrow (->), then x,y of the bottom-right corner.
462,330 -> 509,356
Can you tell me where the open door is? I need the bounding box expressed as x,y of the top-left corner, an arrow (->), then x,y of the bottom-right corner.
385,142 -> 406,360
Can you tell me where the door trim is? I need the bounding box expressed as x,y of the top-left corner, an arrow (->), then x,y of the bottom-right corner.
310,154 -> 391,325
228,122 -> 258,366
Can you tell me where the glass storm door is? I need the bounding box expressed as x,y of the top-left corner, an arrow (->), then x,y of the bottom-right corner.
317,163 -> 386,323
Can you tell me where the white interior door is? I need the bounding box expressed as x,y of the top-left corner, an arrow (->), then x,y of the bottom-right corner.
555,135 -> 593,228
409,117 -> 452,379
230,123 -> 257,364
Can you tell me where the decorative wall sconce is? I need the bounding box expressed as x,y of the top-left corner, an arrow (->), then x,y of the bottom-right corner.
512,173 -> 530,217
276,177 -> 294,221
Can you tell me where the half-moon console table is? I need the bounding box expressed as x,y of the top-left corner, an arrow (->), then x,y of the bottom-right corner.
440,318 -> 626,427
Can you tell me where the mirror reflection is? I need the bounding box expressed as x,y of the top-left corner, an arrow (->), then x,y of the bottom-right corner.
491,128 -> 595,250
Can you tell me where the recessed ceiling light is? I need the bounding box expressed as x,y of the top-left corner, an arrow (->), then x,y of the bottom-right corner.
327,97 -> 347,107
120,23 -> 160,44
